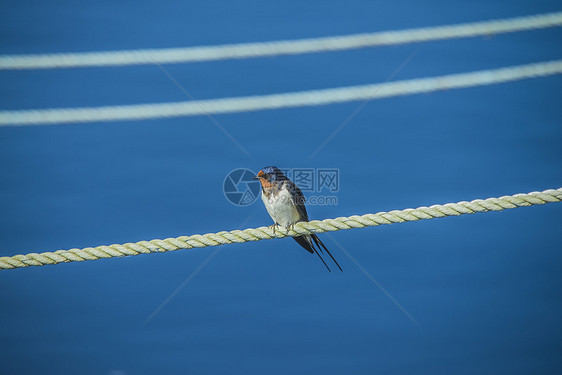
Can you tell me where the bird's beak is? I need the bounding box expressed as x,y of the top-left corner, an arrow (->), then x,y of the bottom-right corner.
254,170 -> 265,180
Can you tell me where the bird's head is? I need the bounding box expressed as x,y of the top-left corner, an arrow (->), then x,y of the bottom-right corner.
254,166 -> 286,186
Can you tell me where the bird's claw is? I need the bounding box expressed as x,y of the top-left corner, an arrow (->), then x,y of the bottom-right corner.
269,223 -> 279,234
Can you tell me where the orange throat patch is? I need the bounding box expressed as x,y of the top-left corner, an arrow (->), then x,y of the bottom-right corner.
258,178 -> 273,189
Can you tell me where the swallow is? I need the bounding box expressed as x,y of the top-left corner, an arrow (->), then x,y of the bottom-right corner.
254,166 -> 342,272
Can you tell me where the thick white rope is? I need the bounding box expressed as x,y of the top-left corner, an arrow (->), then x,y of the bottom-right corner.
1,187 -> 560,270
0,60 -> 560,126
1,12 -> 561,70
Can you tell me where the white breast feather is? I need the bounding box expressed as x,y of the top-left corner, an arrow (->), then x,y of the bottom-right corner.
261,187 -> 301,227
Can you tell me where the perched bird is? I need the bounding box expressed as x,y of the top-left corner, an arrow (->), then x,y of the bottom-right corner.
254,166 -> 342,272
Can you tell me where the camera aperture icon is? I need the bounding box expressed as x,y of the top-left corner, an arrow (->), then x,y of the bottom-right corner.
223,168 -> 261,206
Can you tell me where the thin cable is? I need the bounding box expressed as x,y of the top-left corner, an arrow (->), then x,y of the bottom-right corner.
307,46 -> 420,161
149,55 -> 255,161
1,60 -> 561,126
1,12 -> 561,70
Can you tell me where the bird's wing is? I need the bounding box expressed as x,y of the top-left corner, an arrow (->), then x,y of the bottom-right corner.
285,180 -> 309,222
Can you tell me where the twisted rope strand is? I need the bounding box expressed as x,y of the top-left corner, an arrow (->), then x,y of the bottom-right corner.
1,12 -> 561,70
1,187 -> 560,270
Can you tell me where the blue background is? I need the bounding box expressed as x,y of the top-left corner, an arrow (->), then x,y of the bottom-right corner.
1,1 -> 561,374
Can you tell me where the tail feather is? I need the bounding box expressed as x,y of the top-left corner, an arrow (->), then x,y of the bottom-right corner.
293,235 -> 331,272
311,234 -> 343,272
292,235 -> 314,254
292,234 -> 342,272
